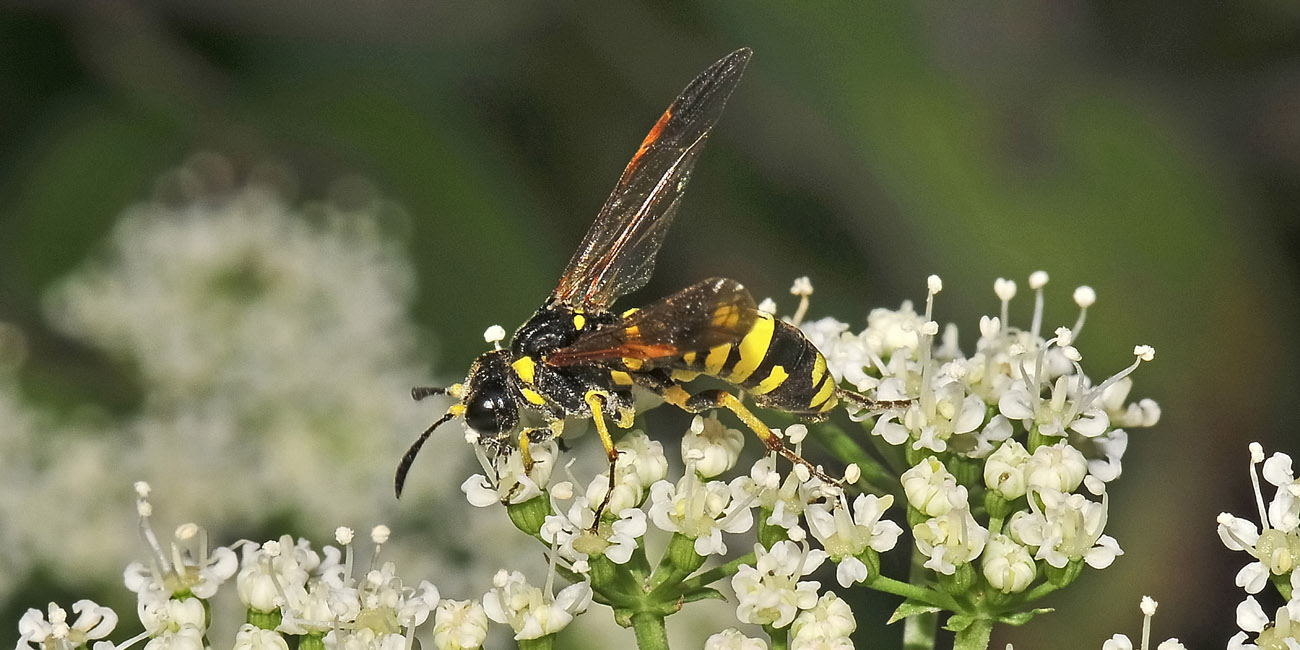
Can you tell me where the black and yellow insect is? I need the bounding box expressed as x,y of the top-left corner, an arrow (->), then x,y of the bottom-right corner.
396,48 -> 895,514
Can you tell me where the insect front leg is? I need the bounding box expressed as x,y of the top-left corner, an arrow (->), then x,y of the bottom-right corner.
660,385 -> 840,486
517,421 -> 564,474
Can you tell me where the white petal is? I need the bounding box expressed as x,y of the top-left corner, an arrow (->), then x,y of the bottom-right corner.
1263,453 -> 1295,486
1236,561 -> 1269,594
835,557 -> 868,587
1235,596 -> 1268,633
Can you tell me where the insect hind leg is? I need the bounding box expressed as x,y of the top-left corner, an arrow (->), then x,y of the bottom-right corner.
836,387 -> 912,412
660,386 -> 839,486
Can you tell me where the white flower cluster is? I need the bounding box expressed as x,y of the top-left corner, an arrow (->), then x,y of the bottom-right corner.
0,154 -> 518,603
801,273 -> 1155,589
1219,443 -> 1300,649
447,273 -> 1155,647
17,483 -> 462,650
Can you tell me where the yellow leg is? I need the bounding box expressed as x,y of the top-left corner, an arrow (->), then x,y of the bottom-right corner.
662,386 -> 838,485
518,428 -> 534,473
584,390 -> 628,527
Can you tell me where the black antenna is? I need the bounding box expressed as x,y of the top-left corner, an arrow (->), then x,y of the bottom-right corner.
411,386 -> 447,401
395,410 -> 457,498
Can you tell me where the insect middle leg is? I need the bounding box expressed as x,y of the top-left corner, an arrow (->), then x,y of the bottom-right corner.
584,389 -> 635,528
660,385 -> 839,485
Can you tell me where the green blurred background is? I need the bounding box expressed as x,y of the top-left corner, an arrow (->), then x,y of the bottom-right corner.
2,1 -> 1297,647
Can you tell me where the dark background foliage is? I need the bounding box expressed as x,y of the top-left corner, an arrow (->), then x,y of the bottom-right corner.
2,2 -> 1299,647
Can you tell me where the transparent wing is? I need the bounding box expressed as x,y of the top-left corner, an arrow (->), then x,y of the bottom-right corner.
549,48 -> 752,309
547,277 -> 758,365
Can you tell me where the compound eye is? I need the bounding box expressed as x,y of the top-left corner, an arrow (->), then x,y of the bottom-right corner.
464,388 -> 514,434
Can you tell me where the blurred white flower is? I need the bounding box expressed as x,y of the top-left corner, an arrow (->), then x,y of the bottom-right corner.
10,155 -> 508,598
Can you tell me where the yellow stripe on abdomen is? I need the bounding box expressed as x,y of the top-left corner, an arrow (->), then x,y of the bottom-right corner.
726,314 -> 774,383
749,365 -> 788,395
703,343 -> 731,375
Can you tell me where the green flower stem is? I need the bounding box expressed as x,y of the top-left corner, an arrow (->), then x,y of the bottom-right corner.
648,533 -> 706,591
675,551 -> 756,594
764,624 -> 788,650
299,634 -> 326,650
867,574 -> 960,611
1276,573 -> 1294,601
987,515 -> 1005,536
902,548 -> 939,650
519,636 -> 555,650
246,608 -> 281,630
811,421 -> 901,499
952,617 -> 993,650
631,611 -> 669,650
1022,579 -> 1062,602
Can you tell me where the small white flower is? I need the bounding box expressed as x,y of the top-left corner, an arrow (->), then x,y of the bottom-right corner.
322,627 -> 405,650
913,508 -> 989,575
862,301 -> 927,360
613,431 -> 670,490
901,457 -> 968,518
705,628 -> 769,650
232,624 -> 290,650
804,494 -> 902,587
17,600 -> 118,650
884,381 -> 985,453
683,416 -> 745,478
432,599 -> 488,650
732,541 -> 828,628
1024,441 -> 1089,494
141,624 -> 206,650
648,472 -> 754,556
790,591 -> 856,648
1008,490 -> 1120,569
236,536 -> 322,613
745,455 -> 829,542
464,441 -> 556,507
984,440 -> 1031,499
1263,451 -> 1300,533
125,493 -> 238,602
138,595 -> 206,636
541,496 -> 646,566
981,534 -> 1036,593
1102,635 -> 1133,650
355,562 -> 440,630
999,372 -> 1110,440
481,570 -> 591,640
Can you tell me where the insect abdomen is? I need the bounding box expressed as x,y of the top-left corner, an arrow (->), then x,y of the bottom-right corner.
675,313 -> 837,416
